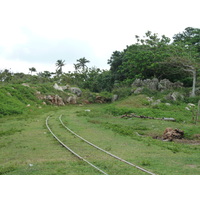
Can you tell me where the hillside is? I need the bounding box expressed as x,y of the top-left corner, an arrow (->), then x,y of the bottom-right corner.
1,82 -> 200,174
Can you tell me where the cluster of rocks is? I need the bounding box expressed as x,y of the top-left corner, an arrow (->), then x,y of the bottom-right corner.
132,78 -> 185,102
53,83 -> 82,97
42,95 -> 65,106
132,78 -> 183,93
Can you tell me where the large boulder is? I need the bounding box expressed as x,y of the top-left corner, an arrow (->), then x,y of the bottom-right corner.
145,78 -> 159,90
53,83 -> 70,91
69,87 -> 82,97
45,95 -> 65,106
131,79 -> 144,87
165,92 -> 184,101
66,96 -> 77,104
158,79 -> 173,91
133,87 -> 144,94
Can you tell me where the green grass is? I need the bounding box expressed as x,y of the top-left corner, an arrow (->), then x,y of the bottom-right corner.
1,93 -> 200,174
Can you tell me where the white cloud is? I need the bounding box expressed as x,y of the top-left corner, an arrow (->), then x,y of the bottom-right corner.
0,0 -> 199,73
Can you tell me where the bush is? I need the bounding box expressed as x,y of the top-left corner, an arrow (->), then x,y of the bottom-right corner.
112,86 -> 132,99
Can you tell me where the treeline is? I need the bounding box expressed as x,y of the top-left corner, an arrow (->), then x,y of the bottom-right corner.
1,27 -> 200,95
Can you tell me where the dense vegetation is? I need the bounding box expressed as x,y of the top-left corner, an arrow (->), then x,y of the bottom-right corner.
1,27 -> 199,92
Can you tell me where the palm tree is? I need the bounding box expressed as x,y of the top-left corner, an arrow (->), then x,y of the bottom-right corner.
55,60 -> 65,76
74,57 -> 90,72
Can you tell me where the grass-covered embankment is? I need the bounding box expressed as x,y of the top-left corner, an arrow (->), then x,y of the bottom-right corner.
1,90 -> 200,175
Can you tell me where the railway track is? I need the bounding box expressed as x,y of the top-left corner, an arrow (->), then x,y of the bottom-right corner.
46,115 -> 156,175
46,116 -> 107,175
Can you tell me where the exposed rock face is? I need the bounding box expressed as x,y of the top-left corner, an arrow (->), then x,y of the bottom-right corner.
53,83 -> 70,91
45,95 -> 65,106
53,83 -> 82,97
134,87 -> 144,94
163,128 -> 184,141
146,78 -> 159,90
66,96 -> 77,104
165,92 -> 184,101
132,78 -> 183,92
69,87 -> 82,97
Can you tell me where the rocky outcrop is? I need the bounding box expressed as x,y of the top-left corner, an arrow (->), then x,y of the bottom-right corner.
165,92 -> 184,101
44,95 -> 65,106
37,94 -> 65,106
69,87 -> 82,97
53,83 -> 70,91
132,78 -> 183,92
163,128 -> 184,141
53,83 -> 82,97
66,96 -> 77,104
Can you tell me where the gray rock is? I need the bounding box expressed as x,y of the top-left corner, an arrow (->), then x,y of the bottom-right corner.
134,87 -> 144,94
69,87 -> 82,97
53,83 -> 70,91
131,79 -> 144,87
132,78 -> 183,92
67,96 -> 77,104
152,99 -> 161,106
159,79 -> 173,90
42,94 -> 65,106
165,92 -> 184,101
147,78 -> 159,90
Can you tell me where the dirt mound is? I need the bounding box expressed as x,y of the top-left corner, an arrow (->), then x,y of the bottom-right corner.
163,128 -> 184,141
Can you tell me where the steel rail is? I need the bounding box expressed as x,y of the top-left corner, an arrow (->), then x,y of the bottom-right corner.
59,114 -> 156,175
45,116 -> 108,175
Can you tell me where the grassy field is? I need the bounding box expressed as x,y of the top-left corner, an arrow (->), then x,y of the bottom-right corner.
1,94 -> 200,175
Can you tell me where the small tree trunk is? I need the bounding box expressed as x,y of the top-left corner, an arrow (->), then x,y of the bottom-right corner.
190,69 -> 196,97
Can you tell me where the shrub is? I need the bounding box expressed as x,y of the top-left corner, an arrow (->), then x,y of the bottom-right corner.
112,86 -> 132,100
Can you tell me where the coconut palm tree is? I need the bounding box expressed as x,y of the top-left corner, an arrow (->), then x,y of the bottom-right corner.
55,59 -> 65,76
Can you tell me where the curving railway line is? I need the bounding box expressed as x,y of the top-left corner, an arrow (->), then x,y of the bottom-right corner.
46,115 -> 156,175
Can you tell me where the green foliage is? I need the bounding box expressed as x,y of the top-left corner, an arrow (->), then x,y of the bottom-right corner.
98,91 -> 113,100
108,28 -> 200,89
173,27 -> 200,55
0,84 -> 43,117
112,86 -> 132,100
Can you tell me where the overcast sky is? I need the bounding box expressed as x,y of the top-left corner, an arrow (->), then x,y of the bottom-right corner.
0,0 -> 199,73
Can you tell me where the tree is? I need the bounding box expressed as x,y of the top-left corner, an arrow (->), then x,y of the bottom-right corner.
173,27 -> 200,55
29,67 -> 36,75
74,57 -> 90,72
108,32 -> 172,83
159,53 -> 199,97
55,59 -> 65,76
107,51 -> 124,82
0,69 -> 12,83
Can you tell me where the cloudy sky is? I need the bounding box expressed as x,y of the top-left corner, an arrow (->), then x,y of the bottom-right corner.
0,0 -> 199,73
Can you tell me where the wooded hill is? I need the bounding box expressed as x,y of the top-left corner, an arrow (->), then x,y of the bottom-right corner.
0,27 -> 200,118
